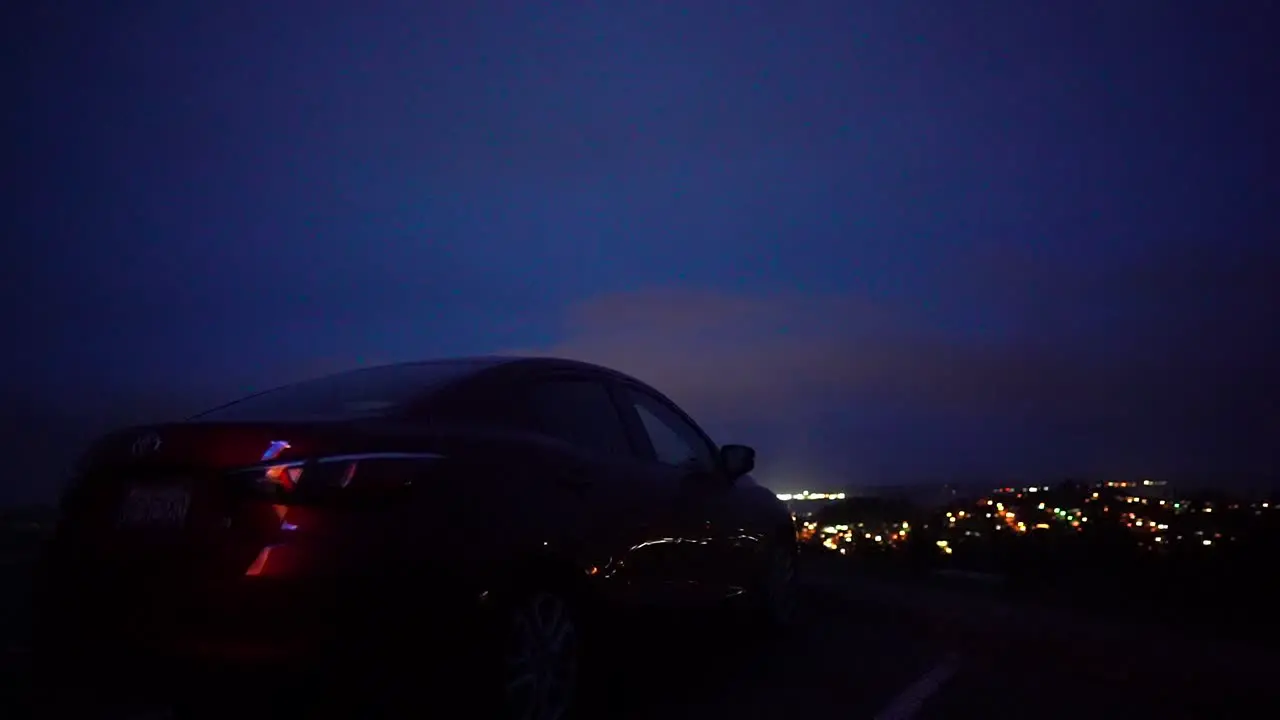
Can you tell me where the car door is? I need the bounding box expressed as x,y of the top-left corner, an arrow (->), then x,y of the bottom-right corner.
517,373 -> 703,608
611,382 -> 747,603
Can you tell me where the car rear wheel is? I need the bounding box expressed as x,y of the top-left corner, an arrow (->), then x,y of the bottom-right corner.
493,590 -> 581,720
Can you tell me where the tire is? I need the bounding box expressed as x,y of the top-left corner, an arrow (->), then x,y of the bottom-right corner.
484,589 -> 583,720
747,542 -> 800,633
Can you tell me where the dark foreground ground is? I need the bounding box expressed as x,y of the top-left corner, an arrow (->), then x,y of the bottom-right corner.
3,552 -> 1278,719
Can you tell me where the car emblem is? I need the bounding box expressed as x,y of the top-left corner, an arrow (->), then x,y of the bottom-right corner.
131,431 -> 163,457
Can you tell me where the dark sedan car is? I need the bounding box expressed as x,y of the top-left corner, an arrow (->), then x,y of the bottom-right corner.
31,356 -> 798,719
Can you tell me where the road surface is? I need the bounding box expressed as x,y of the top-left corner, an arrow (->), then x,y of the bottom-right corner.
4,556 -> 1277,718
612,559 -> 1280,720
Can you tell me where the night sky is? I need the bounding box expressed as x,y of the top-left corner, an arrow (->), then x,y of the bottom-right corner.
5,1 -> 1278,504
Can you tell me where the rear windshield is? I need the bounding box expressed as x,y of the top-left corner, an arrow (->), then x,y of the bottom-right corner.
190,361 -> 489,422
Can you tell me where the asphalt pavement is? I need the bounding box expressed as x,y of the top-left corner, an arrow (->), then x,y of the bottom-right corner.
4,556 -> 1278,719
603,577 -> 947,720
609,556 -> 1280,720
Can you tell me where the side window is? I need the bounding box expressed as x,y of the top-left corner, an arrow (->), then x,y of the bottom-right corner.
624,388 -> 717,472
526,379 -> 633,459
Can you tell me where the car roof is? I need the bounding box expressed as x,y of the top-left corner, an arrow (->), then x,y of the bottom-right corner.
188,355 -> 663,423
361,355 -> 648,386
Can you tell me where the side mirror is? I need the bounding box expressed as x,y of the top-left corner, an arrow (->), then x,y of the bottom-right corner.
719,444 -> 756,481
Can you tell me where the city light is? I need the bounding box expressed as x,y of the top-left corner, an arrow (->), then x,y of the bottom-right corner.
793,477 -> 1278,567
777,490 -> 847,501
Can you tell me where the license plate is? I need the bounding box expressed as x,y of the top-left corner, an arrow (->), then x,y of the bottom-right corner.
116,484 -> 191,529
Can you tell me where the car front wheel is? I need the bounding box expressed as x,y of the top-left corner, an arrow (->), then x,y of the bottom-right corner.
758,542 -> 800,629
493,590 -> 581,720
734,541 -> 800,637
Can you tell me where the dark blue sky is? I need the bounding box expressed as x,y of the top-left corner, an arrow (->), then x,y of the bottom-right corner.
5,1 -> 1278,503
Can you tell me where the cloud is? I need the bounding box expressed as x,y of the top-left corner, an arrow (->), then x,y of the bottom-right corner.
512,268 -> 1278,483
512,287 -> 1136,420
509,287 -> 895,417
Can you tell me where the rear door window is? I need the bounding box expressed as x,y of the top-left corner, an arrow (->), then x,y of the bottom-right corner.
526,379 -> 634,459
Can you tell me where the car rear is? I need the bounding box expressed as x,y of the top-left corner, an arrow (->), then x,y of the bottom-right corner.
30,420 -> 497,705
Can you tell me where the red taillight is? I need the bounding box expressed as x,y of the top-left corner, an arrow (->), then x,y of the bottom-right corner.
228,452 -> 441,503
229,460 -> 320,498
237,438 -> 307,492
263,464 -> 305,490
243,546 -> 274,576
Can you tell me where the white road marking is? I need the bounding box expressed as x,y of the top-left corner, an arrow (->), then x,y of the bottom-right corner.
873,655 -> 959,720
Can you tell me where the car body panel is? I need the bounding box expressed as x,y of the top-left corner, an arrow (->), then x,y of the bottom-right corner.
33,355 -> 797,687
